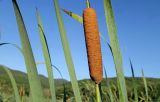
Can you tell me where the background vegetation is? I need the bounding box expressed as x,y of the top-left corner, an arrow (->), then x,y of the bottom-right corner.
0,65 -> 160,102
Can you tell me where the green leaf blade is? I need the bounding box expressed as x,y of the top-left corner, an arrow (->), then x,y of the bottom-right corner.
11,0 -> 44,102
142,69 -> 148,102
52,0 -> 82,102
104,67 -> 114,102
103,0 -> 128,101
129,59 -> 138,102
36,10 -> 57,102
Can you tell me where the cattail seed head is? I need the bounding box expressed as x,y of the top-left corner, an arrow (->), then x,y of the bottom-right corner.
83,8 -> 103,84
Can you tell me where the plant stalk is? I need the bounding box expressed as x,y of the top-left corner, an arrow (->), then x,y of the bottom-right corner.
96,84 -> 101,102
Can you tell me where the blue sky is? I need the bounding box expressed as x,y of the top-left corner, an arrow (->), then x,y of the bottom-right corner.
0,0 -> 160,80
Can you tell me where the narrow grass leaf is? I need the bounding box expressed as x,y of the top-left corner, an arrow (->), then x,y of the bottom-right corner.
103,0 -> 128,101
1,65 -> 21,102
63,85 -> 67,102
99,84 -> 103,101
51,65 -> 67,102
62,9 -> 83,23
129,59 -> 138,102
36,10 -> 56,102
11,0 -> 44,102
36,62 -> 64,81
142,69 -> 148,102
104,67 -> 114,102
52,0 -> 82,102
107,43 -> 113,57
36,62 -> 67,102
0,43 -> 23,54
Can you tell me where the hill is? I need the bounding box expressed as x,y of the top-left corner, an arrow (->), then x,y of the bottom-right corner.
0,65 -> 160,101
0,65 -> 68,88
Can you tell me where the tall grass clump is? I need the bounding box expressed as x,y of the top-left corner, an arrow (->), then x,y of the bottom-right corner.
11,0 -> 44,102
52,0 -> 82,102
36,9 -> 56,102
103,0 -> 128,101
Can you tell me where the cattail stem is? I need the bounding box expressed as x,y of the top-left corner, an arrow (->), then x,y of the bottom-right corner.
86,0 -> 90,8
21,97 -> 24,102
96,84 -> 101,102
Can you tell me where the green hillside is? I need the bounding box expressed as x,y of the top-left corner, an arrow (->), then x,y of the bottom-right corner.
0,65 -> 160,101
0,65 -> 68,87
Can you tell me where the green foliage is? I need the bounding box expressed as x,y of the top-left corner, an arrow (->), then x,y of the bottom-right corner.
0,66 -> 160,101
0,65 -> 67,88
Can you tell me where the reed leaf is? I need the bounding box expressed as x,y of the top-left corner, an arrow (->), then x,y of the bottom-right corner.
142,69 -> 148,102
11,0 -> 44,101
1,65 -> 21,102
36,9 -> 56,102
51,64 -> 67,102
36,62 -> 64,80
99,84 -> 104,101
52,0 -> 82,102
103,0 -> 128,101
62,9 -> 83,23
62,9 -> 82,23
129,59 -> 138,102
104,67 -> 114,102
36,62 -> 66,102
63,85 -> 67,102
0,43 -> 23,54
51,65 -> 67,102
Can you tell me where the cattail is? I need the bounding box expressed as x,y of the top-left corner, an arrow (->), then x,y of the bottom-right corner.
83,3 -> 103,84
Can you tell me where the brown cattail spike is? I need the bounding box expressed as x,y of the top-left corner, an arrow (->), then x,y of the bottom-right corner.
83,8 -> 103,84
